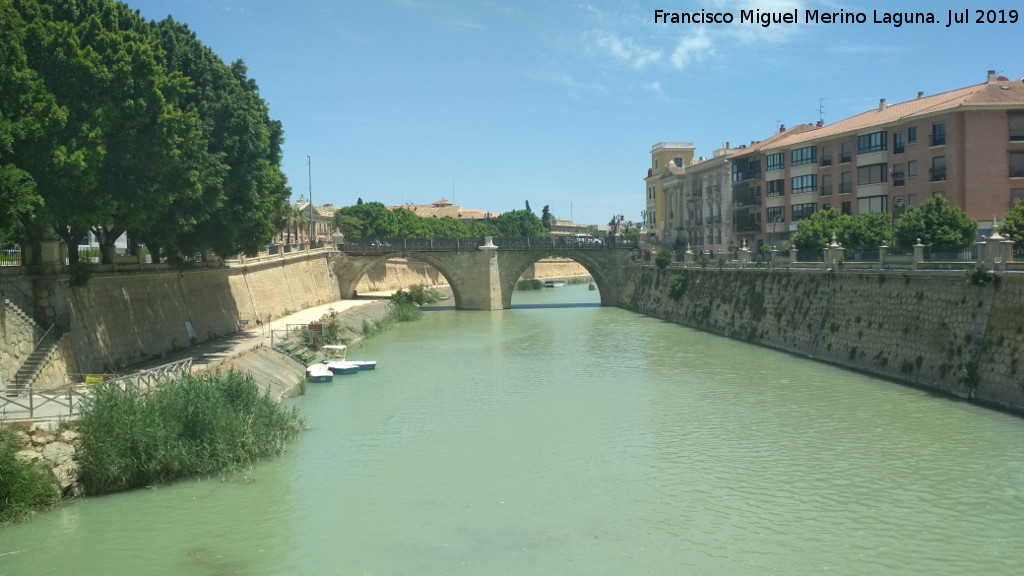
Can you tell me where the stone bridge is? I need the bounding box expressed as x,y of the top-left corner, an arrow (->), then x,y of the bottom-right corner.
330,237 -> 638,310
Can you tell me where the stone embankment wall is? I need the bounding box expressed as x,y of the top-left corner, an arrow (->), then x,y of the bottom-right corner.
521,258 -> 591,281
352,257 -> 590,293
35,253 -> 339,376
619,265 -> 1024,414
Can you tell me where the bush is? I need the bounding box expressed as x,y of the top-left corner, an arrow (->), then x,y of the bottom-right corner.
655,249 -> 674,269
76,372 -> 303,495
515,279 -> 544,290
668,273 -> 688,301
0,426 -> 62,524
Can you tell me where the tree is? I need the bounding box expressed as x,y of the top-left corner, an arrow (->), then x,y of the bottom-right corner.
541,205 -> 555,231
524,200 -> 532,213
791,208 -> 845,256
894,195 -> 977,250
842,211 -> 892,253
998,201 -> 1024,242
488,209 -> 546,238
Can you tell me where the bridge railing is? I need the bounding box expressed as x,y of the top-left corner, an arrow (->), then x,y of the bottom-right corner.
339,236 -> 640,252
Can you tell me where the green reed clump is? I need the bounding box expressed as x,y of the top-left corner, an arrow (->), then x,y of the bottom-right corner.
0,426 -> 62,524
76,371 -> 303,495
515,279 -> 544,290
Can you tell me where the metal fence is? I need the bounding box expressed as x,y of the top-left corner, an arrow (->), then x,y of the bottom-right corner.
1,246 -> 21,266
339,236 -> 640,253
0,358 -> 193,422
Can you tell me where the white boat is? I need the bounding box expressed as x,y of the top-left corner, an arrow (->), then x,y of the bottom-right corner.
324,360 -> 361,375
322,344 -> 347,358
306,364 -> 334,383
350,360 -> 377,371
543,280 -> 566,288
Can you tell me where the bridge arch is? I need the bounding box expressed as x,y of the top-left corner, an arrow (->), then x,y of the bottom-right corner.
331,251 -> 467,308
495,249 -> 626,309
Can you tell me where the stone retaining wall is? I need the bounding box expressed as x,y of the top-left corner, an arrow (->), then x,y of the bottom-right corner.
619,265 -> 1024,414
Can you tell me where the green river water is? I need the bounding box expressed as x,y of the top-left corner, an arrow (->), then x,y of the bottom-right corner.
1,284 -> 1023,575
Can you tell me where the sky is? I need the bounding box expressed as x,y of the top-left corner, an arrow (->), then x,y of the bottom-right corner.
121,0 -> 1023,226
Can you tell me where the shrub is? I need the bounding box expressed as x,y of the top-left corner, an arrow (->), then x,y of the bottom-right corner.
655,249 -> 674,269
76,372 -> 303,495
964,267 -> 991,286
668,273 -> 688,301
515,279 -> 544,290
0,426 -> 62,524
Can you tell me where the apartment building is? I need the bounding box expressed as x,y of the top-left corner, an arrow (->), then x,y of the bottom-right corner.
644,142 -> 695,243
730,70 -> 1024,250
662,144 -> 738,253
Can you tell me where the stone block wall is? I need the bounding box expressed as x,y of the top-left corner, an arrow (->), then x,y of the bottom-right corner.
354,258 -> 449,293
1,300 -> 40,390
619,265 -> 1024,414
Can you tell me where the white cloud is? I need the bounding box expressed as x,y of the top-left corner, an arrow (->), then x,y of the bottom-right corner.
670,29 -> 716,69
590,31 -> 663,70
645,81 -> 663,93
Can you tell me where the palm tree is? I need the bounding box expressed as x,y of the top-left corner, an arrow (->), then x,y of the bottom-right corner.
292,206 -> 309,245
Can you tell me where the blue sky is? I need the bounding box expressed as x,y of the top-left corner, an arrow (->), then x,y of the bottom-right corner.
123,0 -> 1023,226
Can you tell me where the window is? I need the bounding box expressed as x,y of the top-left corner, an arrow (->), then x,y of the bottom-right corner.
820,145 -> 832,166
766,153 -> 784,171
820,174 -> 832,196
1010,152 -> 1024,178
840,171 -> 852,194
908,160 -> 918,178
857,163 -> 888,185
791,146 -> 816,167
893,132 -> 905,154
792,202 -> 817,222
791,174 -> 817,194
892,163 -> 905,186
673,156 -> 684,167
822,203 -> 832,212
1011,189 -> 1024,208
908,127 -> 917,144
908,194 -> 918,207
931,122 -> 946,146
654,158 -> 659,170
858,195 -> 888,214
858,131 -> 887,154
930,156 -> 946,181
767,179 -> 785,197
1011,114 -> 1024,142
766,205 -> 784,223
840,142 -> 852,163
841,201 -> 852,215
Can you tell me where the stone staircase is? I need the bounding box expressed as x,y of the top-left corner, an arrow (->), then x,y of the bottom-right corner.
2,294 -> 67,398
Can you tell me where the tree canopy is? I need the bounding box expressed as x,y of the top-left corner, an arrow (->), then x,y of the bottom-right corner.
893,196 -> 976,250
0,0 -> 290,261
332,202 -> 548,240
791,208 -> 893,255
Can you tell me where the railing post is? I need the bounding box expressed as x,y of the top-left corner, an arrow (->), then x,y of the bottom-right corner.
913,239 -> 925,270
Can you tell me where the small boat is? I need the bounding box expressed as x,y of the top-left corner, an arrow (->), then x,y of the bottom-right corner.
322,344 -> 348,358
306,364 -> 334,383
324,360 -> 361,375
543,280 -> 566,288
350,360 -> 377,371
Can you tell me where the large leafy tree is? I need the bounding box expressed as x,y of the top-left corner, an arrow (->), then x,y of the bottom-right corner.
894,195 -> 977,250
488,209 -> 546,238
842,211 -> 892,253
791,208 -> 845,256
0,0 -> 49,244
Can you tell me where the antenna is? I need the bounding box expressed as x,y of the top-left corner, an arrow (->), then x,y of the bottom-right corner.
307,155 -> 313,244
818,98 -> 826,123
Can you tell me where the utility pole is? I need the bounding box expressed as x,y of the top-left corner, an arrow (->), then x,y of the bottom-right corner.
307,155 -> 313,245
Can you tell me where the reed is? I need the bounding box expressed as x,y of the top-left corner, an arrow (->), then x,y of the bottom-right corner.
76,371 -> 303,495
0,426 -> 62,524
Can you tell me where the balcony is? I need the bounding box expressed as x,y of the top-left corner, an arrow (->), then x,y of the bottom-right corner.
820,157 -> 832,167
735,219 -> 763,233
893,178 -> 905,187
732,170 -> 762,183
930,133 -> 946,146
929,167 -> 947,181
839,153 -> 852,163
1010,166 -> 1024,178
732,194 -> 763,209
1011,128 -> 1024,142
840,183 -> 853,194
819,184 -> 832,196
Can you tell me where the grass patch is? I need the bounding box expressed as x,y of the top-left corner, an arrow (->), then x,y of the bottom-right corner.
0,426 -> 62,524
76,371 -> 303,495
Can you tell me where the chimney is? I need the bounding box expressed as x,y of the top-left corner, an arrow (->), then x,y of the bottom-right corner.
988,69 -> 997,83
918,91 -> 924,99
779,124 -> 786,133
723,141 -> 730,150
878,98 -> 887,111
816,119 -> 824,127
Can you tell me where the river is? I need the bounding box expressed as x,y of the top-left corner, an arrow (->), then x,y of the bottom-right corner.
2,283 -> 1023,575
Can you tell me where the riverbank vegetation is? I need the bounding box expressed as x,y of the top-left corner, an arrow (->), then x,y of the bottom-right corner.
75,372 -> 303,495
0,425 -> 62,524
362,285 -> 442,338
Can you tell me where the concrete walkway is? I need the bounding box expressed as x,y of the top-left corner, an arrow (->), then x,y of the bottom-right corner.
0,298 -> 389,423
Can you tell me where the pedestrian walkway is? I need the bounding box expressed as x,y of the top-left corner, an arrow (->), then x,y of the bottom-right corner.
0,298 -> 388,423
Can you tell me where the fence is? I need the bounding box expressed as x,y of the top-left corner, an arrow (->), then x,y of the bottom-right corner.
1,246 -> 21,266
0,358 -> 193,422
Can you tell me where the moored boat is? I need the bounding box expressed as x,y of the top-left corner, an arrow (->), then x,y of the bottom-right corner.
350,360 -> 377,370
543,280 -> 566,288
306,364 -> 334,383
324,360 -> 361,375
